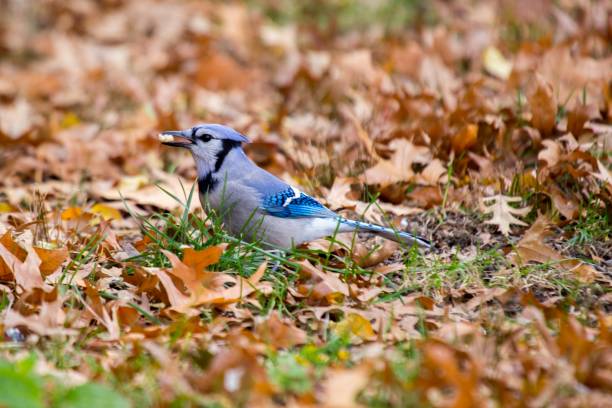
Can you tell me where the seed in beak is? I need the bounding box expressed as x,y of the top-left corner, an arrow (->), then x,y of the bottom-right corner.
158,133 -> 175,143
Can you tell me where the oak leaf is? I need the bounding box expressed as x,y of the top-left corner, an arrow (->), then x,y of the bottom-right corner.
481,194 -> 531,235
362,139 -> 430,186
0,242 -> 51,292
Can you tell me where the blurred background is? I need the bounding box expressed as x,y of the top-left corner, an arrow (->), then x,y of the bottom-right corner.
0,0 -> 610,216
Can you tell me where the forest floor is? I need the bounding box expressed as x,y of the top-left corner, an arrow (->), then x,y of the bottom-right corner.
0,1 -> 611,407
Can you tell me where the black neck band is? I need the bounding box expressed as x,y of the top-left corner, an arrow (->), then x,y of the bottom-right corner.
199,140 -> 241,194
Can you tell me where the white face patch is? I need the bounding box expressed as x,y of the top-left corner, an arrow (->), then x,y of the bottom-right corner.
190,138 -> 225,179
191,138 -> 222,164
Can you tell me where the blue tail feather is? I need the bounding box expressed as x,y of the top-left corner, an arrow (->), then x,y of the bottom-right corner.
338,218 -> 431,249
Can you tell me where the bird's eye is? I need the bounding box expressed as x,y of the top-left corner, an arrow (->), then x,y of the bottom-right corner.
199,134 -> 212,143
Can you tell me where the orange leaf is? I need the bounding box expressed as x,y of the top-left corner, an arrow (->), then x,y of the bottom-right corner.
256,312 -> 307,348
183,246 -> 224,274
451,123 -> 478,152
202,261 -> 267,305
0,233 -> 27,278
0,243 -> 49,292
61,207 -> 84,220
34,247 -> 69,276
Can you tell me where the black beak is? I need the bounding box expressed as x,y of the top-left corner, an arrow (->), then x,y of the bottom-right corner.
159,130 -> 194,148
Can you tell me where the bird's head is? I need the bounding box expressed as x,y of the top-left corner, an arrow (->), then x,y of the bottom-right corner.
159,124 -> 249,173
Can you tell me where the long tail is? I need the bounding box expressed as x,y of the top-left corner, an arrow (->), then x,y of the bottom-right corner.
338,218 -> 431,249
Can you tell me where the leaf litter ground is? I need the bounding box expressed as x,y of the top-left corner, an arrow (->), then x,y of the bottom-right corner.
0,1 -> 611,407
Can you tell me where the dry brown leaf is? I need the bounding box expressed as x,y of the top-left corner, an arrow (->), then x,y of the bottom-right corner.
416,159 -> 447,185
154,269 -> 195,314
451,123 -> 478,152
34,247 -> 69,277
255,312 -> 307,348
593,160 -> 612,185
567,103 -> 599,136
362,139 -> 430,186
482,194 -> 531,235
509,216 -> 599,283
527,74 -> 557,135
407,186 -> 443,208
296,259 -> 349,304
84,282 -> 120,340
0,98 -> 39,139
538,139 -> 562,167
420,340 -> 481,407
0,232 -> 27,278
195,52 -> 253,90
549,184 -> 579,219
343,108 -> 380,161
3,288 -> 71,336
321,365 -> 370,408
210,261 -> 267,304
326,177 -> 421,222
0,243 -> 50,292
182,245 -> 225,274
97,173 -> 200,211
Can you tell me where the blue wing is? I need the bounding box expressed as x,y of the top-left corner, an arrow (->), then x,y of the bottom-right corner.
261,187 -> 336,218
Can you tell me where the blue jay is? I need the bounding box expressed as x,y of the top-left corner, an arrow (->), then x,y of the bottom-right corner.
160,124 -> 430,249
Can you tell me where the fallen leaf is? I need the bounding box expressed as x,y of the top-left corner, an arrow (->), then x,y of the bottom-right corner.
527,74 -> 557,135
0,232 -> 27,278
3,288 -> 70,336
0,243 -> 50,292
567,103 -> 599,136
61,207 -> 85,221
549,184 -> 578,219
483,46 -> 512,80
0,203 -> 15,213
538,140 -> 562,167
362,139 -> 430,186
333,313 -> 376,340
327,177 -> 421,223
209,261 -> 267,304
451,123 -> 478,152
296,260 -> 349,304
90,203 -> 122,221
182,246 -> 224,275
416,159 -> 447,185
482,194 -> 531,235
255,312 -> 307,348
0,98 -> 39,139
509,216 -> 599,283
162,249 -> 225,297
321,366 -> 370,408
34,247 -> 69,276
407,186 -> 443,208
593,160 -> 612,185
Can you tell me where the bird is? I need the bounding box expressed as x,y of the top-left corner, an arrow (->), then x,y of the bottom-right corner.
159,124 -> 431,249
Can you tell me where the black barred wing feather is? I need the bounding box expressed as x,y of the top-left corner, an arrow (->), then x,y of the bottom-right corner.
261,187 -> 336,218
